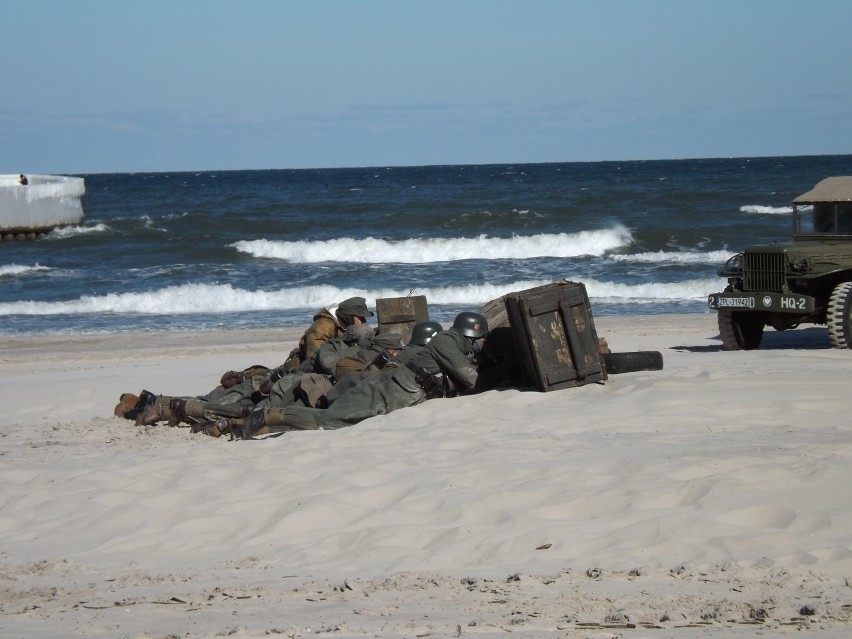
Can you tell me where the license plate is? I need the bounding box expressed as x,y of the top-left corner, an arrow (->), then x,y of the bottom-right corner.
716,297 -> 755,309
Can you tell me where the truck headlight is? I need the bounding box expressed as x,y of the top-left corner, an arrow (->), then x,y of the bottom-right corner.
789,257 -> 811,274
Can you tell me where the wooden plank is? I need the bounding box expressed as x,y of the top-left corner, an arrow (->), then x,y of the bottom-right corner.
559,298 -> 606,382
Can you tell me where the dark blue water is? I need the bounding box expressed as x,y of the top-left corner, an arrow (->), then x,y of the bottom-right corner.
2,155 -> 850,335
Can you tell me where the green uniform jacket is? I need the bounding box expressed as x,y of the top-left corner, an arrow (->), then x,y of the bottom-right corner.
276,365 -> 424,431
407,327 -> 478,391
270,328 -> 477,432
314,336 -> 362,376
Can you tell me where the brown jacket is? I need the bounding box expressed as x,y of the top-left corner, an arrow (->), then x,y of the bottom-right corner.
282,306 -> 347,373
299,306 -> 344,360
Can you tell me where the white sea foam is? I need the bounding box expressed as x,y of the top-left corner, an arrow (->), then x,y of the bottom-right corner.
231,226 -> 633,264
740,205 -> 792,215
582,277 -> 719,303
48,223 -> 109,238
0,277 -> 717,318
609,250 -> 732,264
0,263 -> 51,277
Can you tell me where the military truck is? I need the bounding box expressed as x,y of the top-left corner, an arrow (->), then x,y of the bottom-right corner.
708,176 -> 852,350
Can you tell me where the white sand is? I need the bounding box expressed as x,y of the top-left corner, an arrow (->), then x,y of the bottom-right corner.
1,313 -> 850,638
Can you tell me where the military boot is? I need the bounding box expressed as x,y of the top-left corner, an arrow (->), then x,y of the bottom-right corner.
167,398 -> 187,427
191,418 -> 236,438
123,390 -> 156,421
135,395 -> 173,426
114,393 -> 140,418
230,411 -> 263,440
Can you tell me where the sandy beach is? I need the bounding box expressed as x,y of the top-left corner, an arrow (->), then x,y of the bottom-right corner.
1,312 -> 850,638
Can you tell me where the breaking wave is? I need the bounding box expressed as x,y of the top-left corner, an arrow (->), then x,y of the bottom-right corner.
740,205 -> 791,215
610,250 -> 731,264
48,223 -> 110,238
231,226 -> 633,264
0,263 -> 51,277
0,277 -> 717,318
583,277 -> 718,303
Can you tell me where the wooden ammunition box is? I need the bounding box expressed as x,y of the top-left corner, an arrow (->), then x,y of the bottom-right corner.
375,295 -> 429,344
479,295 -> 510,330
503,281 -> 606,391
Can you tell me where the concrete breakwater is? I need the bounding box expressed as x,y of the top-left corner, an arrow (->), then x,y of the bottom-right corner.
1,174 -> 85,240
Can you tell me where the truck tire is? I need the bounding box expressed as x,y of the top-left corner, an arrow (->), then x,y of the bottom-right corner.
827,282 -> 852,348
603,351 -> 663,374
718,310 -> 764,350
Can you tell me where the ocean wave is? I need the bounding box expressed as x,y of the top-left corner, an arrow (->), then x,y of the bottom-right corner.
740,205 -> 792,215
48,223 -> 110,238
231,226 -> 633,264
583,277 -> 719,303
0,277 -> 717,318
609,250 -> 731,264
0,263 -> 51,277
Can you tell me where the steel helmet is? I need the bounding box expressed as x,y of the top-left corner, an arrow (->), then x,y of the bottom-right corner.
408,321 -> 443,346
452,312 -> 489,338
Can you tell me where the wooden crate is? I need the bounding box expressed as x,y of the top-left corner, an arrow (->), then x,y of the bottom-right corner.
375,295 -> 429,344
479,295 -> 510,330
504,281 -> 606,391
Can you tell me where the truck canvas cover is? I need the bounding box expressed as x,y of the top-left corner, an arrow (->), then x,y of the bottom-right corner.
793,176 -> 852,203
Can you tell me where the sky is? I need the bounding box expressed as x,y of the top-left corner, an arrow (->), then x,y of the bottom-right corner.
1,0 -> 850,174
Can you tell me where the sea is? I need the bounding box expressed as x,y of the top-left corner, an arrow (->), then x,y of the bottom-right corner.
1,155 -> 851,336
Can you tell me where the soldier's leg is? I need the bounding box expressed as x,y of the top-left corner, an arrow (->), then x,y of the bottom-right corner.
153,396 -> 240,428
275,371 -> 423,432
227,405 -> 328,438
134,384 -> 255,427
182,377 -> 269,424
227,371 -> 424,439
199,398 -> 255,420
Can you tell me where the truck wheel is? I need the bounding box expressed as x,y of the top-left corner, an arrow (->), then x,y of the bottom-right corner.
718,310 -> 764,350
827,282 -> 852,348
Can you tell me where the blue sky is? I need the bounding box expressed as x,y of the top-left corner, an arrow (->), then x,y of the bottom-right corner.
2,0 -> 850,174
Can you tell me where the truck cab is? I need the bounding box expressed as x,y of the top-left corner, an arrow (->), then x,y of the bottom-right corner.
708,176 -> 852,349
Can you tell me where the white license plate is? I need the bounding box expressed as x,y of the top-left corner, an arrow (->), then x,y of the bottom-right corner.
718,297 -> 755,308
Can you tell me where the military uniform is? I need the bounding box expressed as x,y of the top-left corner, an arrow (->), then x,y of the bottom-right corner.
282,296 -> 374,372
136,366 -> 270,426
256,327 -> 478,433
282,306 -> 344,371
173,325 -> 370,423
324,333 -> 409,406
124,301 -> 375,427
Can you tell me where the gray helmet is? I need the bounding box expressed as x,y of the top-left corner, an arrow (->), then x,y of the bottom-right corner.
452,312 -> 488,338
408,321 -> 443,346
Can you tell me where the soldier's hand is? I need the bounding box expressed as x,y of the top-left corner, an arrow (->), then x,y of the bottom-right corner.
220,370 -> 244,388
258,377 -> 272,395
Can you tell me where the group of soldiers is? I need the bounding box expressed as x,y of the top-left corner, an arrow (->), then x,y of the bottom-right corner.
114,296 -> 498,440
